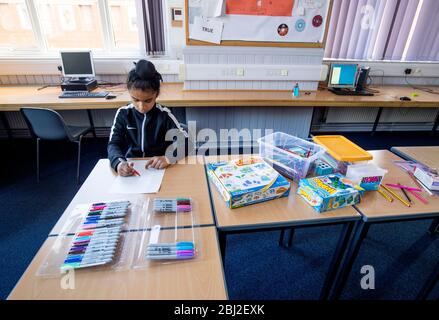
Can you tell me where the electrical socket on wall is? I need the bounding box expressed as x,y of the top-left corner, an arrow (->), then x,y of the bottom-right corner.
413,68 -> 422,75
267,69 -> 282,77
404,67 -> 423,76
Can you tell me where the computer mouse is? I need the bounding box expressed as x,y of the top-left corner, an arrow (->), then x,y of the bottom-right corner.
400,96 -> 411,101
106,94 -> 117,100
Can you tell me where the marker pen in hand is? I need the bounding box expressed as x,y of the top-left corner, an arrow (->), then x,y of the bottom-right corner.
130,163 -> 141,176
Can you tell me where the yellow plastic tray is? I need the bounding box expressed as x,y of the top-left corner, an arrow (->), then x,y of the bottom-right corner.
312,135 -> 373,162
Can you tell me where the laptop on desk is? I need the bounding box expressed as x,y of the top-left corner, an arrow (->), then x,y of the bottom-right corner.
328,64 -> 375,96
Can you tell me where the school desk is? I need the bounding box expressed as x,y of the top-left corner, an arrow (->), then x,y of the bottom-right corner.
391,146 -> 439,299
50,156 -> 214,236
391,146 -> 439,234
8,226 -> 228,300
1,84 -> 439,139
203,154 -> 361,300
391,146 -> 439,171
1,84 -> 439,110
329,150 -> 439,300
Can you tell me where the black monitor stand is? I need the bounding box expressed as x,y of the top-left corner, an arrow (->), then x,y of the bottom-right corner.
68,77 -> 93,84
61,77 -> 98,91
328,87 -> 374,96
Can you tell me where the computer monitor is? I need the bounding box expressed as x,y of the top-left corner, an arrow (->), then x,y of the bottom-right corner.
60,51 -> 95,80
328,63 -> 358,89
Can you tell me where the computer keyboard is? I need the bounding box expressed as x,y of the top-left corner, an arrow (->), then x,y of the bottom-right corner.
59,91 -> 109,98
328,88 -> 375,96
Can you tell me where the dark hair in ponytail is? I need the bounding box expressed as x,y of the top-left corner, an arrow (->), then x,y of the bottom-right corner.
127,59 -> 163,94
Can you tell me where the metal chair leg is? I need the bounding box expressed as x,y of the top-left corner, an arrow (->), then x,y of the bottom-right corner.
76,135 -> 82,184
36,138 -> 40,183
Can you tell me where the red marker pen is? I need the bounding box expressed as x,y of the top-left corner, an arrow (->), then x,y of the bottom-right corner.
131,164 -> 141,176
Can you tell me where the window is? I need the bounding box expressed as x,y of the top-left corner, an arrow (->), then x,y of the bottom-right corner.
0,0 -> 38,50
325,0 -> 439,62
37,0 -> 104,49
0,0 -> 141,55
108,0 -> 139,49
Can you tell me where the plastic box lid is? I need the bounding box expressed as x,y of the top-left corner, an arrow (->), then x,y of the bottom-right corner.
312,135 -> 373,162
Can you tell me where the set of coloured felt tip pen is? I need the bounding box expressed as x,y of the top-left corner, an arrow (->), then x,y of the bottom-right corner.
146,242 -> 195,260
62,201 -> 130,270
80,201 -> 130,229
62,227 -> 121,269
153,198 -> 192,213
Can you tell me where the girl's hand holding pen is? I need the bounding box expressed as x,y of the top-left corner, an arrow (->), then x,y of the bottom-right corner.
117,161 -> 137,176
145,156 -> 170,170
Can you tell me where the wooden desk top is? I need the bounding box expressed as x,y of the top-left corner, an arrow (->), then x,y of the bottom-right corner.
205,155 -> 360,231
391,146 -> 439,170
1,83 -> 439,111
50,156 -> 214,235
8,226 -> 228,300
355,150 -> 439,222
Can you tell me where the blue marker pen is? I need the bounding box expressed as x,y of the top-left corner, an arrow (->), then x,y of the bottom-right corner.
65,251 -> 114,261
62,258 -> 113,269
147,242 -> 194,248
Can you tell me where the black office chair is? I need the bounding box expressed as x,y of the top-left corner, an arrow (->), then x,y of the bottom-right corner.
20,107 -> 92,183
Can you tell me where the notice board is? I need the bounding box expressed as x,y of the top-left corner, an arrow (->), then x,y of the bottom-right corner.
186,0 -> 332,48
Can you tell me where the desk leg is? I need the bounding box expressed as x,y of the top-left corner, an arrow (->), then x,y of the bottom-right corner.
320,221 -> 355,300
278,228 -> 295,247
278,229 -> 285,247
309,107 -> 316,137
417,260 -> 439,300
431,109 -> 439,135
279,228 -> 295,248
0,112 -> 13,140
371,107 -> 383,136
287,228 -> 295,248
329,221 -> 370,300
428,218 -> 439,235
219,231 -> 227,269
86,109 -> 97,138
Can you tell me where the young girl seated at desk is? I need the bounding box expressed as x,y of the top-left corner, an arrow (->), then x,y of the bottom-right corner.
108,59 -> 189,176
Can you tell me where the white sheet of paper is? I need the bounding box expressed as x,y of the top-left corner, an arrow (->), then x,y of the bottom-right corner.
331,67 -> 341,85
202,0 -> 224,17
109,160 -> 165,194
192,16 -> 223,44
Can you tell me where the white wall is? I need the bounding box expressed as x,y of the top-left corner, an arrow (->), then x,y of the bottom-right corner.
164,0 -> 186,60
183,46 -> 326,91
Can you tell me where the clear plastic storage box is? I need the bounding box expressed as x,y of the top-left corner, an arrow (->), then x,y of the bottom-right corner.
312,135 -> 374,175
258,132 -> 325,181
319,152 -> 370,175
132,197 -> 199,269
346,163 -> 388,191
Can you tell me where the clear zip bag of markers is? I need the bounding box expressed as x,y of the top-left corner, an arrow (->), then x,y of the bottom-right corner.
36,197 -> 148,277
131,197 -> 200,269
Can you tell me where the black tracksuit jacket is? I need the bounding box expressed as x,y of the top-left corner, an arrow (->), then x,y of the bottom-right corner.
107,103 -> 189,171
